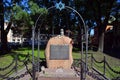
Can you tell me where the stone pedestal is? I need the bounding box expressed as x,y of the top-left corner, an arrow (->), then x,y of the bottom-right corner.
37,68 -> 78,78
45,35 -> 73,69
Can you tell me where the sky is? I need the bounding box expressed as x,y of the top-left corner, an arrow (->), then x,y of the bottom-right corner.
90,29 -> 94,36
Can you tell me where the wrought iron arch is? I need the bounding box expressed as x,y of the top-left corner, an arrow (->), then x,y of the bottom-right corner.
32,2 -> 88,80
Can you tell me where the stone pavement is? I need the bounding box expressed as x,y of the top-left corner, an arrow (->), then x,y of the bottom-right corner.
9,66 -> 95,80
36,68 -> 95,80
19,74 -> 31,80
17,74 -> 94,80
37,75 -> 94,80
38,77 -> 80,80
9,64 -> 32,80
10,70 -> 94,80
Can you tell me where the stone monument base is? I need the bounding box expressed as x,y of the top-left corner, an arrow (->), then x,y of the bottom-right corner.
36,68 -> 79,79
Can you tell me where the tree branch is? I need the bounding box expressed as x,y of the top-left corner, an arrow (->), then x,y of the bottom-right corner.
5,13 -> 13,34
5,21 -> 12,34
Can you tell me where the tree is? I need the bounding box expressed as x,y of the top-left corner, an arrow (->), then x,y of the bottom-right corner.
0,0 -> 13,53
0,0 -> 48,53
0,0 -> 4,54
12,1 -> 48,45
3,0 -> 117,53
0,0 -> 22,53
33,0 -> 119,52
74,0 -> 119,52
86,0 -> 118,52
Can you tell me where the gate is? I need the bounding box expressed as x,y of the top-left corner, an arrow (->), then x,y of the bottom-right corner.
32,1 -> 88,80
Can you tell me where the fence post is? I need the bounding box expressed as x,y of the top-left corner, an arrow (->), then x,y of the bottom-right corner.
32,26 -> 36,80
81,29 -> 86,80
91,53 -> 93,73
103,56 -> 106,76
15,54 -> 18,73
37,29 -> 40,72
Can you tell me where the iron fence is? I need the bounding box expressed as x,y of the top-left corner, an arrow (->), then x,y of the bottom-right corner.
0,52 -> 32,80
91,53 -> 120,80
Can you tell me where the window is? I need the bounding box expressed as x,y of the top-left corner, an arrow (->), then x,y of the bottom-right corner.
17,39 -> 20,41
12,39 -> 15,42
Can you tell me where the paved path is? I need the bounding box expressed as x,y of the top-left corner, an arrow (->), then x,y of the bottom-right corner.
10,69 -> 95,80
36,68 -> 95,80
9,65 -> 32,80
19,74 -> 31,80
9,65 -> 95,80
37,75 -> 95,80
10,72 -> 95,80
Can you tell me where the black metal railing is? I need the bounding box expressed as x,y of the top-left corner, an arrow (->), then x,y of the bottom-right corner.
0,52 -> 32,80
1,52 -> 120,80
91,53 -> 120,80
72,54 -> 120,80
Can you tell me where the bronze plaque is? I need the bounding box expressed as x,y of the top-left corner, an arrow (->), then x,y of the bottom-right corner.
50,45 -> 69,60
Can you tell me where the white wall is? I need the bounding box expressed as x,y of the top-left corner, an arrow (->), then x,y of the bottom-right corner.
4,22 -> 26,44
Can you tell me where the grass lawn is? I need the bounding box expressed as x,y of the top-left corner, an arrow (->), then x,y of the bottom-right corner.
0,54 -> 15,78
0,47 -> 120,79
89,51 -> 120,79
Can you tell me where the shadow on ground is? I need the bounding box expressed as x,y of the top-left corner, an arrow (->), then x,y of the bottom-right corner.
104,47 -> 120,59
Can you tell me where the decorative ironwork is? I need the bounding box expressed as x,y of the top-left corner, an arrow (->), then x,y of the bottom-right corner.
34,1 -> 87,80
55,1 -> 65,11
0,53 -> 32,80
91,54 -> 120,80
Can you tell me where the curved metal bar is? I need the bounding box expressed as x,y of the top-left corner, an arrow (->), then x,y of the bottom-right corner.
34,6 -> 56,30
65,6 -> 86,33
33,6 -> 56,76
33,5 -> 88,80
32,26 -> 35,80
34,7 -> 56,73
65,6 -> 88,79
92,56 -> 104,63
105,60 -> 120,74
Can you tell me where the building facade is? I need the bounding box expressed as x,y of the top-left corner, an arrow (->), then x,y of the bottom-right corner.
4,22 -> 26,44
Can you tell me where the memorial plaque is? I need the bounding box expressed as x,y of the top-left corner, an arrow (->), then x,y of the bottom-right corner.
50,45 -> 69,60
45,36 -> 73,69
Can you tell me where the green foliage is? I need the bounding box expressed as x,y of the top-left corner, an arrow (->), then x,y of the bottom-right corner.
11,1 -> 48,38
12,5 -> 31,26
29,1 -> 48,15
15,11 -> 28,21
12,1 -> 48,27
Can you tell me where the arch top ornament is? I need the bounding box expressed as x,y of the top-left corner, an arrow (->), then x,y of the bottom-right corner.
55,1 -> 65,11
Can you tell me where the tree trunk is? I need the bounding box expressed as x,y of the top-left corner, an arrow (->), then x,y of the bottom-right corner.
1,33 -> 8,53
0,0 -> 12,54
98,32 -> 104,52
0,0 -> 8,54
